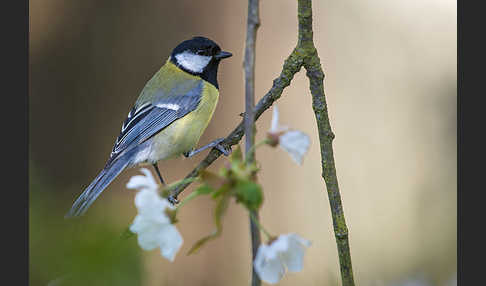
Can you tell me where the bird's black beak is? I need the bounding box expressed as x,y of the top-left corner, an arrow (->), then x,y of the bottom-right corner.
214,50 -> 232,59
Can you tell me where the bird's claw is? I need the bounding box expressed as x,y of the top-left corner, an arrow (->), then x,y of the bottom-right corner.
216,142 -> 232,156
167,195 -> 179,205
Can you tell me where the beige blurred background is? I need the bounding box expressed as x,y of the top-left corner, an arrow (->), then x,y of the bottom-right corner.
29,0 -> 456,285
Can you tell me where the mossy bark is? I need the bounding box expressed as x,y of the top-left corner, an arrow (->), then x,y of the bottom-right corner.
298,1 -> 355,285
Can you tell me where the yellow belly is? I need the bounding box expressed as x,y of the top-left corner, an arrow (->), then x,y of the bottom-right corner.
146,82 -> 219,163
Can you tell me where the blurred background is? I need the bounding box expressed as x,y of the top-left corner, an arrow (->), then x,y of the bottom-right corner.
29,0 -> 456,285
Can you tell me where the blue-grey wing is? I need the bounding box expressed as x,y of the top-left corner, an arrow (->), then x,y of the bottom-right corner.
108,82 -> 203,163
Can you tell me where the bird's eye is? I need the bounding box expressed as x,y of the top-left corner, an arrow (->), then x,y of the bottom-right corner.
196,50 -> 206,56
210,46 -> 219,55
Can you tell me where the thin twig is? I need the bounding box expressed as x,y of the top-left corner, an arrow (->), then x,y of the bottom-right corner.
244,0 -> 259,162
243,1 -> 261,285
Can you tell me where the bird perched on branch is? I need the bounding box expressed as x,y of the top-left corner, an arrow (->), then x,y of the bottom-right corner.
66,36 -> 233,217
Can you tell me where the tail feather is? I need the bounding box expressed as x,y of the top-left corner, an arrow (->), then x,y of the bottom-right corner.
65,151 -> 134,218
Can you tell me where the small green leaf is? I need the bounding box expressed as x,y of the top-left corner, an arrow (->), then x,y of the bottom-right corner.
214,193 -> 230,230
211,184 -> 230,199
160,189 -> 170,198
120,227 -> 135,240
164,176 -> 200,193
176,183 -> 215,210
187,193 -> 230,255
229,145 -> 243,162
194,184 -> 215,195
234,180 -> 263,211
187,232 -> 217,255
164,208 -> 178,224
200,170 -> 226,189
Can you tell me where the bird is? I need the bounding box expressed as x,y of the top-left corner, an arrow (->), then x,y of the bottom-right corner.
66,36 -> 233,217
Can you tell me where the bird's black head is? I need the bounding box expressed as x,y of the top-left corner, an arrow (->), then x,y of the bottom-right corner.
170,36 -> 232,89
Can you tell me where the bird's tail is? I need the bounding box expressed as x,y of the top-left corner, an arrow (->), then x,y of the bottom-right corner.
65,150 -> 136,218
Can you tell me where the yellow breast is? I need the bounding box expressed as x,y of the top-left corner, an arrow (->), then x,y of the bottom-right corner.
148,81 -> 220,161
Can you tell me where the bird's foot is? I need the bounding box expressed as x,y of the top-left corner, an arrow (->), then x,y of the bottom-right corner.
215,141 -> 232,156
167,195 -> 179,205
183,138 -> 231,157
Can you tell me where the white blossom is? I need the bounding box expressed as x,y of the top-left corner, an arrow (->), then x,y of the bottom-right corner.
126,168 -> 158,192
279,130 -> 310,165
268,106 -> 310,164
254,233 -> 311,284
127,168 -> 183,262
270,105 -> 289,134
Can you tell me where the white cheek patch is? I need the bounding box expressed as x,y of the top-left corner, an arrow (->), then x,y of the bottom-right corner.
156,103 -> 180,111
175,51 -> 211,73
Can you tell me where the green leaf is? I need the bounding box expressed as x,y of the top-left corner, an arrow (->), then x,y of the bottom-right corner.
120,227 -> 135,240
211,184 -> 230,199
194,184 -> 215,195
229,145 -> 243,162
164,208 -> 178,224
214,192 -> 230,230
200,170 -> 226,189
163,176 -> 200,193
187,193 -> 230,255
234,180 -> 263,211
176,183 -> 216,210
186,233 -> 217,255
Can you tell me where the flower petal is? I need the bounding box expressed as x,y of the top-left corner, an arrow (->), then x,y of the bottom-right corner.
270,106 -> 280,132
128,169 -> 183,262
134,224 -> 160,250
267,235 -> 290,259
129,215 -> 151,233
126,168 -> 158,191
253,233 -> 311,283
134,188 -> 158,208
134,191 -> 171,223
279,131 -> 310,164
156,224 -> 184,262
280,234 -> 311,272
254,244 -> 286,284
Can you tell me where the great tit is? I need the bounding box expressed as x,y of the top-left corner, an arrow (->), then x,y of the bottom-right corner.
66,36 -> 233,217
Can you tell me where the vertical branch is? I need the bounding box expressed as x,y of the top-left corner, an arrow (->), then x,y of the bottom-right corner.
244,2 -> 259,160
297,0 -> 356,285
243,1 -> 261,286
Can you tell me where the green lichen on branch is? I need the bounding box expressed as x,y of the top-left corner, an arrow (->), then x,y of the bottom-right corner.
169,1 -> 355,285
298,0 -> 355,285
